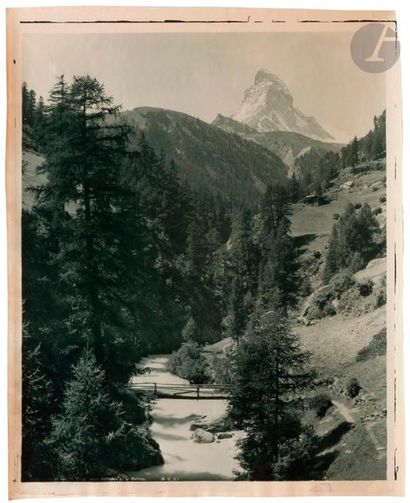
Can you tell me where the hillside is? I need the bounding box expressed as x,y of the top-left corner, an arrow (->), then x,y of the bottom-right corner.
203,155 -> 387,481
121,107 -> 288,204
292,161 -> 386,288
291,162 -> 387,480
213,114 -> 342,175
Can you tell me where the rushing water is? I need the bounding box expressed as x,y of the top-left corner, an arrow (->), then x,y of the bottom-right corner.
129,355 -> 243,481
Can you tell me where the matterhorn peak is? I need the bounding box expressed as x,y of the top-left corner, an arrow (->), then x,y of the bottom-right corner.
254,68 -> 275,83
232,69 -> 334,142
254,68 -> 286,88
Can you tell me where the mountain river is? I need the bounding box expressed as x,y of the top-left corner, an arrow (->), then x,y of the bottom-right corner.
129,354 -> 243,481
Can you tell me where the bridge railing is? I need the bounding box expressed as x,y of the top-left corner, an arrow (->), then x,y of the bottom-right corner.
127,381 -> 230,399
128,382 -> 230,389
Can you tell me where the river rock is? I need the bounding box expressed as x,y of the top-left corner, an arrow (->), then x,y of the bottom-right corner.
191,428 -> 215,443
190,413 -> 234,434
190,422 -> 204,431
216,432 -> 233,440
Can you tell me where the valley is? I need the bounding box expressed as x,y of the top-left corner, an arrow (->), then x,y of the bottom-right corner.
21,70 -> 387,483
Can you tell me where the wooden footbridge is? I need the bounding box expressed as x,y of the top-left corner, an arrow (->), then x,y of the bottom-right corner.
127,382 -> 230,400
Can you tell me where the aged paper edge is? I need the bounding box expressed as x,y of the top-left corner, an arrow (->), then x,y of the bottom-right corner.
6,6 -> 404,499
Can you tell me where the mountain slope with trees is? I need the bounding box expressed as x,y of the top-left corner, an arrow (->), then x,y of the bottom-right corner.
121,107 -> 289,205
213,113 -> 342,175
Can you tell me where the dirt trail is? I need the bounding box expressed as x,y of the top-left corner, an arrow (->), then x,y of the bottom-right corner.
332,399 -> 385,457
332,400 -> 355,423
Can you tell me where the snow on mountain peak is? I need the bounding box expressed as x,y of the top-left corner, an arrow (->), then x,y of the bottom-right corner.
232,69 -> 334,142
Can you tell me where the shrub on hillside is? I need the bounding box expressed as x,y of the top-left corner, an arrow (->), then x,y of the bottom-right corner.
379,195 -> 386,203
310,286 -> 332,309
333,213 -> 340,220
323,303 -> 336,317
358,278 -> 374,297
329,270 -> 356,298
323,203 -> 382,282
166,342 -> 210,384
209,354 -> 233,385
309,393 -> 333,418
299,276 -> 313,298
337,278 -> 385,317
346,378 -> 361,398
357,327 -> 386,361
303,286 -> 335,321
348,251 -> 365,273
377,276 -> 387,306
338,288 -> 372,316
182,317 -> 208,345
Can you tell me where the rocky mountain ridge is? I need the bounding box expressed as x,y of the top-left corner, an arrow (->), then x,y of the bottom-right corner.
231,69 -> 334,142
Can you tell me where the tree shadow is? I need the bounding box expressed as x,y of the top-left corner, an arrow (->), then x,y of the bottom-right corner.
154,414 -> 203,427
316,421 -> 353,452
310,450 -> 340,478
307,421 -> 354,479
292,233 -> 317,256
154,431 -> 188,442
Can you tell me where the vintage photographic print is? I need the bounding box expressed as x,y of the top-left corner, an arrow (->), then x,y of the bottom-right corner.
6,7 -> 403,498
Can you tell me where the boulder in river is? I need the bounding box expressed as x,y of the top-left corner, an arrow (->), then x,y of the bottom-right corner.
190,422 -> 205,431
190,413 -> 233,433
191,428 -> 215,444
216,432 -> 233,440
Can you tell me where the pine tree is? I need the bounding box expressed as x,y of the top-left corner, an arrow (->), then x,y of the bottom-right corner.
351,136 -> 359,166
322,224 -> 340,282
22,82 -> 39,149
35,75 -> 141,382
261,184 -> 291,238
33,96 -> 46,147
289,173 -> 301,202
229,274 -> 246,343
259,185 -> 298,307
22,325 -> 55,481
48,349 -> 124,480
231,208 -> 259,296
354,203 -> 380,262
187,217 -> 208,279
313,178 -> 323,197
182,316 -> 205,344
22,82 -> 36,128
229,298 -> 314,480
323,203 -> 381,282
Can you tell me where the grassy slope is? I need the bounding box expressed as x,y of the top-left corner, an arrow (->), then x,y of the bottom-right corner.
291,165 -> 387,480
291,167 -> 385,240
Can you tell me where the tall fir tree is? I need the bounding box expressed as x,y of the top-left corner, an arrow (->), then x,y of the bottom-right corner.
34,75 -> 141,382
229,294 -> 314,480
22,325 -> 55,481
351,135 -> 359,166
259,185 -> 298,307
48,349 -> 124,480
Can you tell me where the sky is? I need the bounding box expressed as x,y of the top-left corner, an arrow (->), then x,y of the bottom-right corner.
22,31 -> 386,141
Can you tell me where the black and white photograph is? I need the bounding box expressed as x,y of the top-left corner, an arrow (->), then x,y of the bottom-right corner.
5,5 -> 404,498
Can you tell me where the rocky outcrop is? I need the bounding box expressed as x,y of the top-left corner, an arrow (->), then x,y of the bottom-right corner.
109,424 -> 164,471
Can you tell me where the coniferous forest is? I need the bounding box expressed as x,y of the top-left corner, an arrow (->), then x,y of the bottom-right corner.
21,75 -> 387,482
